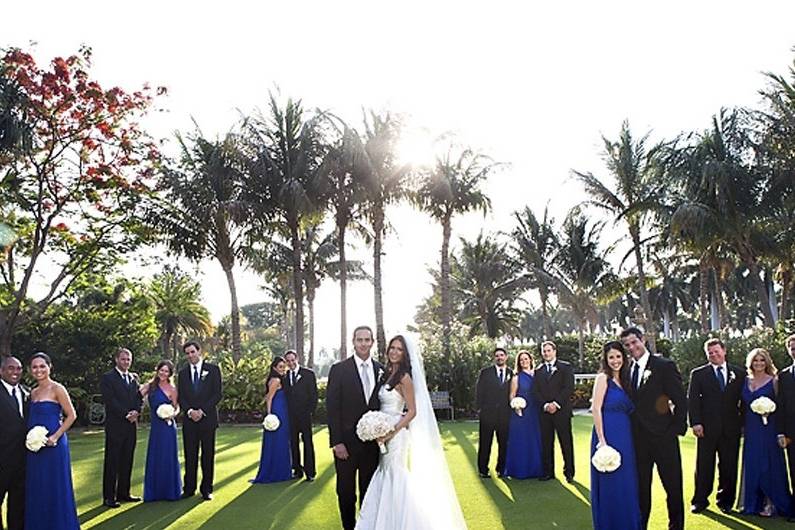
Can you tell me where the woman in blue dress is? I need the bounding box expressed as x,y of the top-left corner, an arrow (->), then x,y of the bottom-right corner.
139,359 -> 182,502
251,356 -> 292,483
25,352 -> 80,530
504,350 -> 543,479
590,341 -> 641,530
738,348 -> 792,518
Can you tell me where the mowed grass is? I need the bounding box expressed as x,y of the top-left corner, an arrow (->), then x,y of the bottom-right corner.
5,418 -> 790,529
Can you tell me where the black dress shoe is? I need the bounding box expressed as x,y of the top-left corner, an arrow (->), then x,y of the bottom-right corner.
717,505 -> 732,514
202,493 -> 213,501
565,476 -> 574,484
119,495 -> 141,502
538,475 -> 554,481
103,499 -> 121,508
690,504 -> 707,514
479,472 -> 490,478
305,476 -> 315,482
180,492 -> 194,499
291,471 -> 303,479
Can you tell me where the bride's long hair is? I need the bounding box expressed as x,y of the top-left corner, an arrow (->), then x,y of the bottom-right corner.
382,334 -> 412,389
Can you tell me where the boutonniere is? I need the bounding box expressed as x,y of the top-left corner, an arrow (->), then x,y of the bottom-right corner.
549,366 -> 557,375
201,370 -> 209,380
728,371 -> 736,384
130,372 -> 139,382
641,369 -> 652,384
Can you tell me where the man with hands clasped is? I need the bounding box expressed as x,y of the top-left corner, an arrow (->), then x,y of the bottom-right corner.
776,333 -> 795,522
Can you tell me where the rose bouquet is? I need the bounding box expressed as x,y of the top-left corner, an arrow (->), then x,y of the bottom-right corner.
156,403 -> 177,426
262,413 -> 280,431
26,426 -> 50,452
356,410 -> 394,454
750,396 -> 776,425
591,444 -> 621,473
510,397 -> 527,416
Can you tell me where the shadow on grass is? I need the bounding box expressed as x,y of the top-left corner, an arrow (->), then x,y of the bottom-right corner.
702,509 -> 779,530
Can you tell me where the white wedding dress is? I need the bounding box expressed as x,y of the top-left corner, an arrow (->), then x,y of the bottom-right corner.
355,336 -> 467,530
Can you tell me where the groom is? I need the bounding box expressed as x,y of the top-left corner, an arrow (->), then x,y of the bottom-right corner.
326,325 -> 383,530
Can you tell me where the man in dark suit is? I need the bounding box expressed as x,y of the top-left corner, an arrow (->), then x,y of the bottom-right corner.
284,349 -> 318,481
621,327 -> 687,530
177,340 -> 223,501
99,347 -> 143,508
531,340 -> 575,483
0,356 -> 28,530
776,333 -> 795,522
476,347 -> 513,478
326,325 -> 383,530
687,337 -> 743,514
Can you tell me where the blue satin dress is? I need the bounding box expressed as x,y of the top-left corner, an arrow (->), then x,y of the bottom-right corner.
251,388 -> 292,483
25,401 -> 79,530
504,371 -> 544,478
590,379 -> 641,530
143,386 -> 182,501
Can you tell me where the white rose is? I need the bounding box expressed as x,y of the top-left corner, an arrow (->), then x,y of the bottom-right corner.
26,426 -> 50,452
156,403 -> 176,425
591,444 -> 621,473
750,396 -> 776,425
262,413 -> 280,431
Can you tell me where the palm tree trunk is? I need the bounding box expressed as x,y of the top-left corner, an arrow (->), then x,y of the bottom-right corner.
631,227 -> 656,353
540,285 -> 552,339
662,309 -> 671,338
578,320 -> 585,370
221,263 -> 242,363
747,260 -> 776,327
307,290 -> 315,368
289,219 -> 306,363
781,267 -> 793,322
440,213 -> 453,360
0,309 -> 15,357
338,217 -> 348,360
699,260 -> 710,333
712,268 -> 726,330
373,207 -> 386,360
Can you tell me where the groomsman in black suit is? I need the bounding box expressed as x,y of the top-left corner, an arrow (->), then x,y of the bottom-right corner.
776,333 -> 795,521
687,337 -> 743,514
100,348 -> 143,508
284,349 -> 318,481
0,356 -> 28,530
476,347 -> 513,478
622,327 -> 687,530
531,340 -> 575,483
177,340 -> 223,501
326,325 -> 383,530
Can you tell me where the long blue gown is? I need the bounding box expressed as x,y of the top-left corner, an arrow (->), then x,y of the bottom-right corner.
143,386 -> 182,501
504,371 -> 543,479
251,388 -> 292,483
590,379 -> 641,530
738,378 -> 792,516
25,401 -> 80,530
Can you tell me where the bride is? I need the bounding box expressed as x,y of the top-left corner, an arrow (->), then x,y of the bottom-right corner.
355,334 -> 467,529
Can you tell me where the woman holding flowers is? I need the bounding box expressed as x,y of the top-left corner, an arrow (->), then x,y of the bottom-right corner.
140,359 -> 181,501
251,356 -> 292,484
25,352 -> 79,530
738,348 -> 791,517
590,341 -> 641,530
504,350 -> 543,479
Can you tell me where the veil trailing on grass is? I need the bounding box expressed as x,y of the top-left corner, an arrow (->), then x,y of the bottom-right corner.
403,333 -> 467,529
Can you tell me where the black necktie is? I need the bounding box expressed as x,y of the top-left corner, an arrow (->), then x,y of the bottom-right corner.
632,363 -> 640,389
716,366 -> 725,391
498,368 -> 503,384
290,370 -> 295,386
11,387 -> 21,416
192,366 -> 199,391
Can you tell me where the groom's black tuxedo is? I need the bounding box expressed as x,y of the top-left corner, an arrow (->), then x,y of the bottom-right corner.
687,363 -> 743,510
776,364 -> 795,501
0,383 -> 29,530
100,369 -> 142,503
285,366 -> 318,478
476,365 -> 513,475
326,356 -> 383,530
532,359 -> 575,480
628,353 -> 687,530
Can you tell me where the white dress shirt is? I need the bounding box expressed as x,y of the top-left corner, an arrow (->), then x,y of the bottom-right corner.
354,355 -> 374,402
1,379 -> 23,417
631,350 -> 651,388
712,362 -> 727,386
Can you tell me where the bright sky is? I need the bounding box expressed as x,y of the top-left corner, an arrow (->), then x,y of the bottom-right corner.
6,1 -> 795,356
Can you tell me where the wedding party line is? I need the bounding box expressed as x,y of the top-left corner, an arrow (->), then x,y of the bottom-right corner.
3,327 -> 795,529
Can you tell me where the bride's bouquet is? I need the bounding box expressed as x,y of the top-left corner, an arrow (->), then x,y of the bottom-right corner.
26,426 -> 50,452
591,444 -> 621,473
750,396 -> 776,425
510,397 -> 527,416
156,403 -> 176,426
356,411 -> 394,454
262,413 -> 280,431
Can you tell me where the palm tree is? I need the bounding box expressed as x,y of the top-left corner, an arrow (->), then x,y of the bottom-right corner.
572,121 -> 664,352
414,145 -> 497,360
452,233 -> 529,338
511,204 -> 559,339
148,267 -> 213,360
150,126 -> 250,361
246,94 -> 327,363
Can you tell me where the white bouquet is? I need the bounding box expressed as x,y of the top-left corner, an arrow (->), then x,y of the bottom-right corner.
26,426 -> 50,452
510,397 -> 527,416
262,413 -> 280,431
356,410 -> 394,454
750,396 -> 776,425
591,444 -> 621,473
156,403 -> 176,426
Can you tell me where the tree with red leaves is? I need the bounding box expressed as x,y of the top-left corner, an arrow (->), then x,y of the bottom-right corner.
0,46 -> 164,356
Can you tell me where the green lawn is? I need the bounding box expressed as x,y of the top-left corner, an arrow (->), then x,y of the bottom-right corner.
7,417 -> 790,529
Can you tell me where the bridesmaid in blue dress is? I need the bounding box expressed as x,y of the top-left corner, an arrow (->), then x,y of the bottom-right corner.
590,341 -> 641,530
738,348 -> 792,518
140,359 -> 182,502
251,356 -> 292,483
25,352 -> 80,530
504,350 -> 543,479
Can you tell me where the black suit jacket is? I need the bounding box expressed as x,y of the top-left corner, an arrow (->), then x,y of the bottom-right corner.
476,365 -> 513,419
777,364 -> 795,438
531,360 -> 575,416
285,367 -> 318,425
0,384 -> 29,470
177,362 -> 223,430
100,370 -> 143,433
687,363 -> 743,436
629,354 -> 688,437
326,357 -> 383,454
